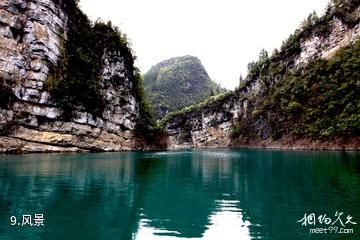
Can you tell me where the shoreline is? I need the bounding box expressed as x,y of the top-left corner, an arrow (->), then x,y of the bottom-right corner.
1,136 -> 359,154
228,136 -> 360,152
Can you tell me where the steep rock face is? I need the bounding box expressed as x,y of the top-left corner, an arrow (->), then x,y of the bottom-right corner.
165,4 -> 360,150
166,94 -> 240,149
0,0 -> 142,153
295,12 -> 360,65
0,0 -> 67,89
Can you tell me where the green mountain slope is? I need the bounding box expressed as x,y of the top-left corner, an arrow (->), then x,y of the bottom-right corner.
230,0 -> 360,140
233,38 -> 360,140
144,56 -> 223,118
162,0 -> 360,148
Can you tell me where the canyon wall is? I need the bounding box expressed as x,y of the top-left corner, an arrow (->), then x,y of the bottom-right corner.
165,4 -> 360,150
0,0 -> 143,153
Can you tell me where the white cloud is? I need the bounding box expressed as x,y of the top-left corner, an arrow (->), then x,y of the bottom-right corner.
79,0 -> 329,89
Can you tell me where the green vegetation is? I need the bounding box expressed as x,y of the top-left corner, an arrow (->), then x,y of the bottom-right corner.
242,0 -> 360,86
44,0 -> 160,140
231,38 -> 360,139
230,124 -> 242,138
46,2 -> 102,116
144,56 -> 224,119
331,0 -> 360,26
228,0 -> 360,140
159,91 -> 233,128
46,1 -> 136,117
158,0 -> 359,142
132,71 -> 166,144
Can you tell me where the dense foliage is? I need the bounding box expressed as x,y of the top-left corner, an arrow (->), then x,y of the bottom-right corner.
144,56 -> 224,119
232,39 -> 360,140
46,1 -> 137,118
132,71 -> 166,144
159,0 -> 359,142
159,91 -> 234,128
244,0 -> 360,85
228,0 -> 360,140
46,4 -> 104,117
44,0 -> 160,140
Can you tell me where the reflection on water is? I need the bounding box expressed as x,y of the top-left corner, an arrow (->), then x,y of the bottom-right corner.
0,149 -> 359,240
135,200 -> 251,240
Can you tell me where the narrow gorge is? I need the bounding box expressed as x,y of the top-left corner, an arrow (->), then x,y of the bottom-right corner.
0,0 -> 359,153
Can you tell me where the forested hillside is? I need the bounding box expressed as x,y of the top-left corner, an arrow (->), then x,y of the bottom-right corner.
144,56 -> 223,119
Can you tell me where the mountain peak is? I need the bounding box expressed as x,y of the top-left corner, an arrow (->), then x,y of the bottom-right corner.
144,56 -> 223,119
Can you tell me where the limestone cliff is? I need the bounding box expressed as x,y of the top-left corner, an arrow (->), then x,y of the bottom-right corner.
0,0 -> 145,153
164,1 -> 360,150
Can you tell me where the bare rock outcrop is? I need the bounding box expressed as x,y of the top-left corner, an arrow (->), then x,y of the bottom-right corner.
0,0 -> 143,153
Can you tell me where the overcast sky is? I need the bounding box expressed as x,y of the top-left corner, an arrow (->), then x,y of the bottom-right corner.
79,0 -> 329,89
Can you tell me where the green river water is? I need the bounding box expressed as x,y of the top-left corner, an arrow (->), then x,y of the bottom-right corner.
0,149 -> 359,240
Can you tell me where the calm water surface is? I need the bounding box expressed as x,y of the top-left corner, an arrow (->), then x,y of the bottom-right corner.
0,149 -> 359,240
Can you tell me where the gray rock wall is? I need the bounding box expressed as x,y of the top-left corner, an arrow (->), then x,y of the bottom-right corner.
166,10 -> 360,149
0,0 -> 142,153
